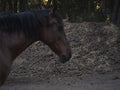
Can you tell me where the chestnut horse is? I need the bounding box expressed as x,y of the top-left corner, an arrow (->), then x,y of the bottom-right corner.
0,9 -> 71,86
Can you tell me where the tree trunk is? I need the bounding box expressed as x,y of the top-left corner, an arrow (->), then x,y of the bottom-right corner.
46,0 -> 52,8
8,0 -> 13,12
19,0 -> 28,12
0,0 -> 6,12
13,0 -> 18,13
88,1 -> 91,20
111,0 -> 119,24
117,8 -> 120,25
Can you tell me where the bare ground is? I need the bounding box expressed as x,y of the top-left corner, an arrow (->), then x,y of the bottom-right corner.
1,22 -> 120,90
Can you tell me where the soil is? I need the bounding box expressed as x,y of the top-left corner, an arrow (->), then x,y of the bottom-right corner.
1,22 -> 120,90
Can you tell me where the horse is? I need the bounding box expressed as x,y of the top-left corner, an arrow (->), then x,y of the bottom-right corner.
0,9 -> 71,86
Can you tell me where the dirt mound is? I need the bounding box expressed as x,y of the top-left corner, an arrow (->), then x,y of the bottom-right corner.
8,22 -> 120,83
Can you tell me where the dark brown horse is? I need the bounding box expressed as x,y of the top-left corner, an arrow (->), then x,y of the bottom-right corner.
0,9 -> 71,86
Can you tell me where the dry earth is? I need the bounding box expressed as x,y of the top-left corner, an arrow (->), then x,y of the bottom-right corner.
1,22 -> 120,90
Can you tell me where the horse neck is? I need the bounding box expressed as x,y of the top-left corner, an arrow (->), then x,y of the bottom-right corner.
1,32 -> 37,60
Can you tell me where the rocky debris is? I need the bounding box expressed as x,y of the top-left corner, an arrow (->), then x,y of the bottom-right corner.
8,22 -> 120,82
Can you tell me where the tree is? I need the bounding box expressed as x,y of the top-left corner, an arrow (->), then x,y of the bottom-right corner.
19,0 -> 28,12
13,0 -> 18,13
0,0 -> 6,12
111,0 -> 120,24
0,0 -> 120,25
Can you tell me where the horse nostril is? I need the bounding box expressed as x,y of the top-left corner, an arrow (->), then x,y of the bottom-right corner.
60,52 -> 72,63
61,54 -> 67,60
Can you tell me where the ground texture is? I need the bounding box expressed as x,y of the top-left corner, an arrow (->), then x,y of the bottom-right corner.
1,22 -> 120,90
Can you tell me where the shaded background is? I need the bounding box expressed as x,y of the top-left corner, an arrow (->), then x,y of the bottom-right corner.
0,0 -> 120,25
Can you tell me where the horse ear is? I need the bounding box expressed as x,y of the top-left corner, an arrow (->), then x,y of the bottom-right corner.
52,0 -> 57,13
48,0 -> 57,16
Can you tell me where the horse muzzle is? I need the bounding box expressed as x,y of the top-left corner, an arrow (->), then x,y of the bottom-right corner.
59,52 -> 72,63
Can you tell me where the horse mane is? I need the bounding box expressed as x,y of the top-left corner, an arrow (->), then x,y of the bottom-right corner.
0,10 -> 50,37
